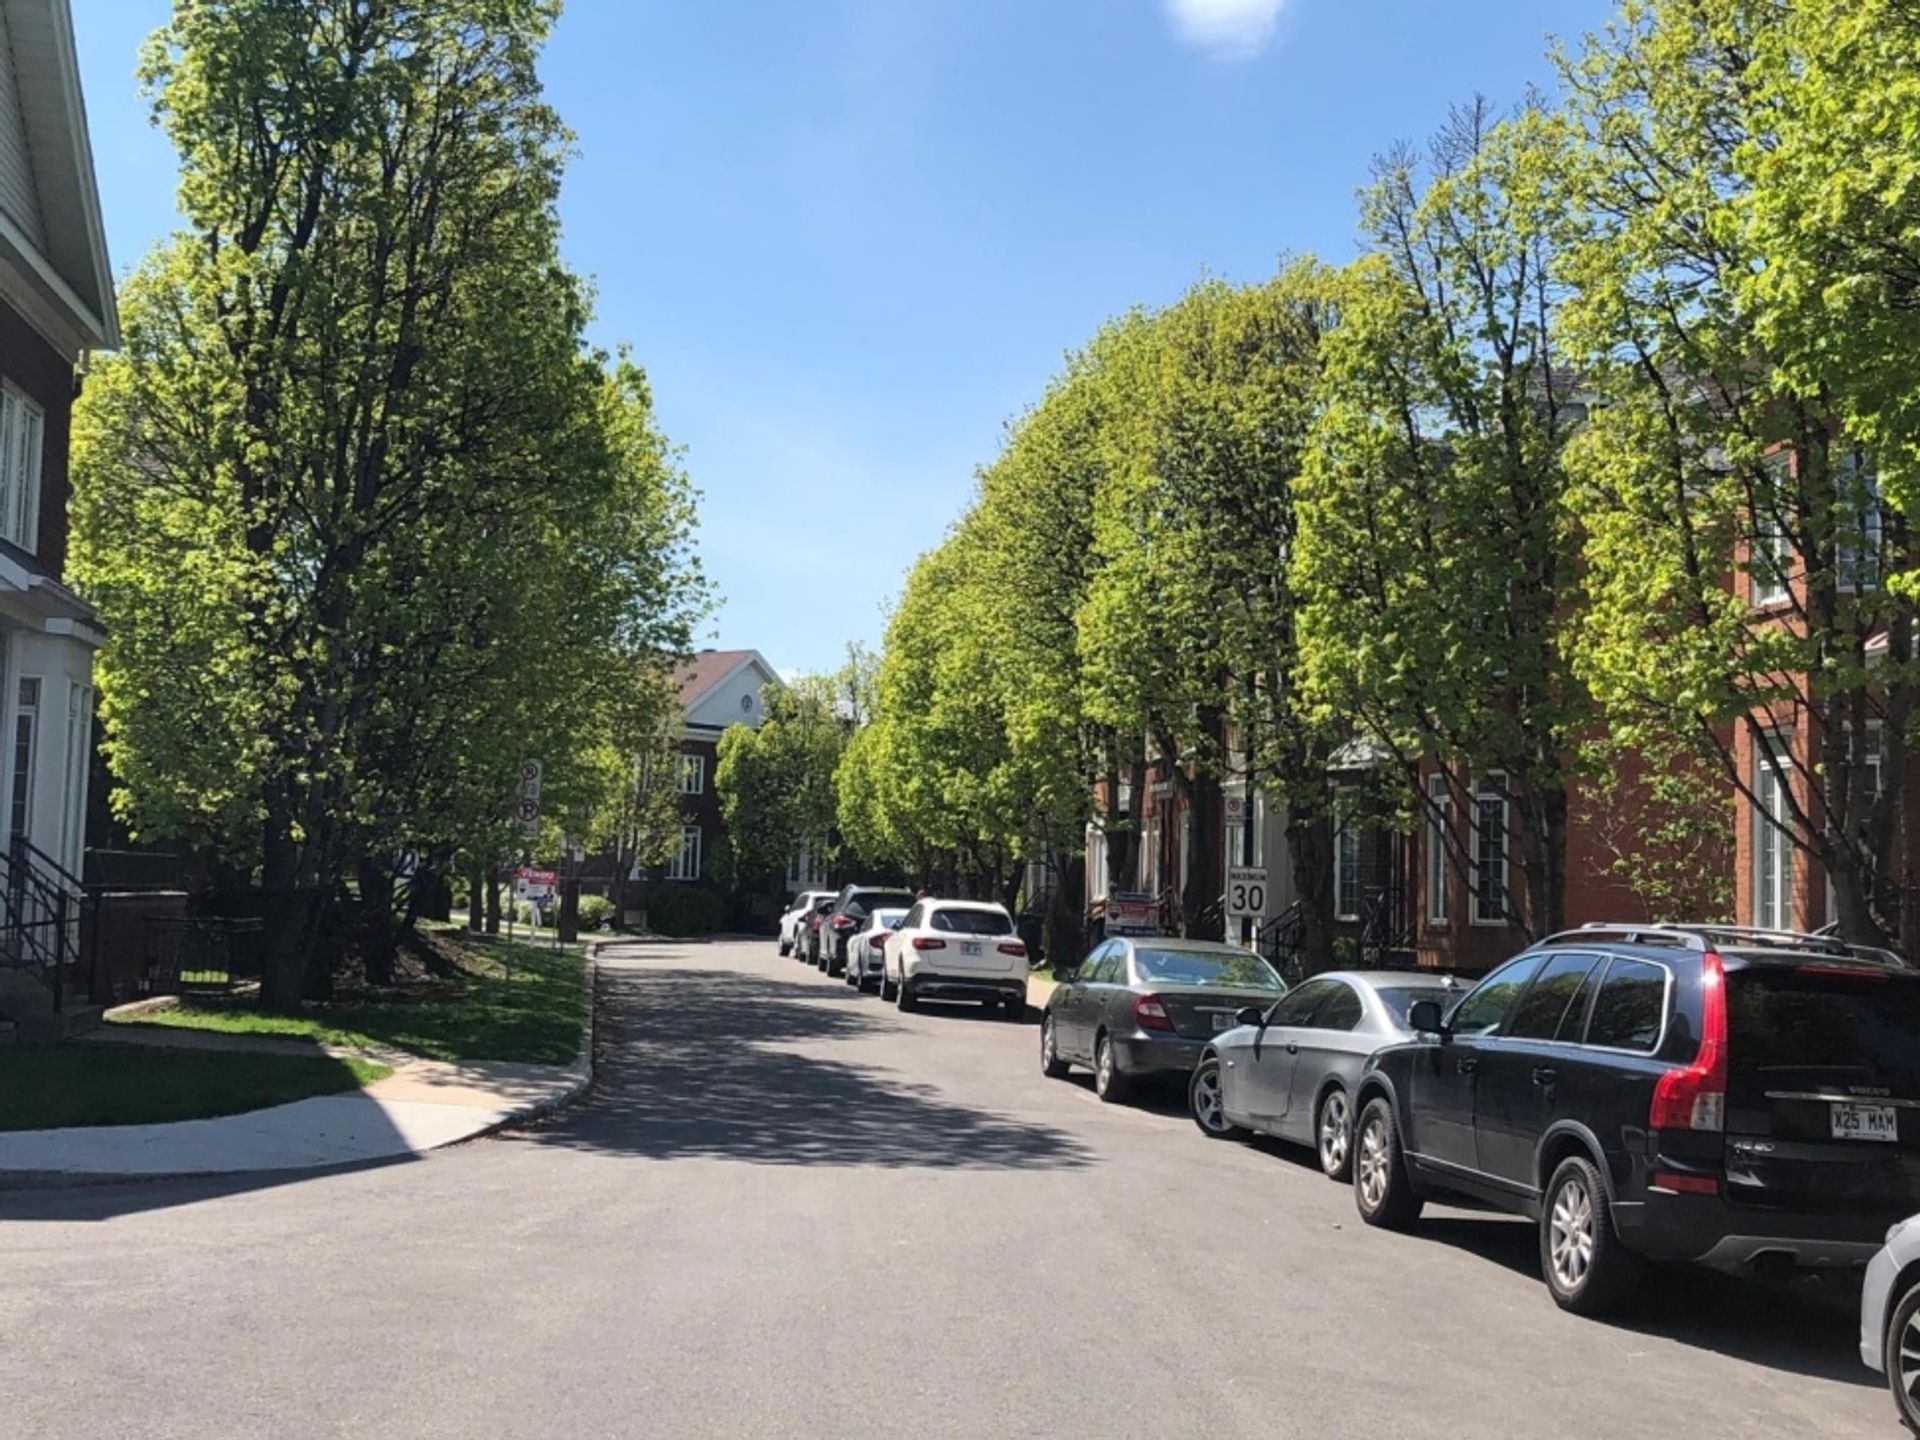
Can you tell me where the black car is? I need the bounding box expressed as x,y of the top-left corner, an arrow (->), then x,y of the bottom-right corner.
1351,923 -> 1920,1315
817,885 -> 916,977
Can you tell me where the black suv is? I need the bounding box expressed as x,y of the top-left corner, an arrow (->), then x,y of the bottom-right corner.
817,885 -> 916,977
1351,924 -> 1920,1314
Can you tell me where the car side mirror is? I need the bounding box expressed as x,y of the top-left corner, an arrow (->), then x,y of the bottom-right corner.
1235,1005 -> 1266,1028
1050,964 -> 1076,983
1407,998 -> 1446,1036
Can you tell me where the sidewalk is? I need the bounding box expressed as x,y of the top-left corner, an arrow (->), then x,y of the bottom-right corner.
0,954 -> 597,1183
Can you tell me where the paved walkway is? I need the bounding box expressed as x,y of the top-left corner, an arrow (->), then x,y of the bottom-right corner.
0,961 -> 596,1181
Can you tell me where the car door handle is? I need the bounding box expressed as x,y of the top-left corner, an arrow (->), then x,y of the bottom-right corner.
1531,1066 -> 1557,1088
1285,1042 -> 1299,1054
1457,1057 -> 1478,1075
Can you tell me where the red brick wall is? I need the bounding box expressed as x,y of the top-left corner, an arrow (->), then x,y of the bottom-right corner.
0,299 -> 75,577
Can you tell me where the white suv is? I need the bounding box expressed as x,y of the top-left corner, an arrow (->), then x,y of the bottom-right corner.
777,890 -> 837,958
880,899 -> 1028,1019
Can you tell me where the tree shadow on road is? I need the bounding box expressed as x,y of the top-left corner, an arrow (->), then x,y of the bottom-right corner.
1416,1211 -> 1878,1389
503,965 -> 1093,1171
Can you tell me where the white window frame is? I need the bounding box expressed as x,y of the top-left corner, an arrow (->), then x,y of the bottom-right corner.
1426,773 -> 1451,925
677,753 -> 705,795
9,675 -> 40,843
1749,453 -> 1792,607
1139,817 -> 1160,895
0,382 -> 45,554
1471,773 -> 1509,926
666,824 -> 702,881
1751,732 -> 1793,931
1087,823 -> 1110,903
1835,450 -> 1883,594
59,681 -> 90,878
1333,790 -> 1360,922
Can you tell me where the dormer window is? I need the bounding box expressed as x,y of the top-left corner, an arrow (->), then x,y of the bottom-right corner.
0,383 -> 44,554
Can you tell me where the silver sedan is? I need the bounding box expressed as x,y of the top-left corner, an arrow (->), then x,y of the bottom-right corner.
1188,970 -> 1461,1181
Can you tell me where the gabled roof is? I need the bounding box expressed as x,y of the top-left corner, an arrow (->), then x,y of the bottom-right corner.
0,0 -> 118,352
675,649 -> 764,710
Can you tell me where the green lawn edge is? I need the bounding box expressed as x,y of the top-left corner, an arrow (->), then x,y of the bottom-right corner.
0,1047 -> 390,1131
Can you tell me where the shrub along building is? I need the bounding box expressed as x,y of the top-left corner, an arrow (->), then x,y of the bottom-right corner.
0,0 -> 126,1037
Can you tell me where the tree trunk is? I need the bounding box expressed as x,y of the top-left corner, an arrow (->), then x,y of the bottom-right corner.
1286,804 -> 1335,976
484,874 -> 501,935
467,864 -> 485,932
1515,775 -> 1568,942
1044,849 -> 1085,967
358,855 -> 398,988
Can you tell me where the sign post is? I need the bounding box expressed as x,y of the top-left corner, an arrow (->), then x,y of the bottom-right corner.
1226,865 -> 1269,937
516,758 -> 543,839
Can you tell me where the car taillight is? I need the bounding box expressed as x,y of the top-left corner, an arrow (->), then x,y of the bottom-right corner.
831,915 -> 856,929
868,934 -> 888,949
810,916 -> 822,931
1649,951 -> 1727,1133
1133,994 -> 1174,1032
912,936 -> 946,950
997,941 -> 1026,957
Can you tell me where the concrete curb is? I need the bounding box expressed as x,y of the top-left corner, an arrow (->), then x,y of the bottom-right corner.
0,944 -> 603,1188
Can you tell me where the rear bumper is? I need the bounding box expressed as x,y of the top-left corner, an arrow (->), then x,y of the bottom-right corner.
1616,1189 -> 1895,1269
1112,1032 -> 1207,1077
904,971 -> 1024,1003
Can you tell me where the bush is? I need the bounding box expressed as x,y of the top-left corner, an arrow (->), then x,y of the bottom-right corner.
647,883 -> 723,937
576,894 -> 613,931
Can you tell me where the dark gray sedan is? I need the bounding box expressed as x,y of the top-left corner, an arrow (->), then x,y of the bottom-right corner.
1187,970 -> 1461,1181
1040,937 -> 1287,1104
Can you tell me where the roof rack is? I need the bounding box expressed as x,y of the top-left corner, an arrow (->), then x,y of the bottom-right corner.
1543,921 -> 1905,967
1541,924 -> 1710,951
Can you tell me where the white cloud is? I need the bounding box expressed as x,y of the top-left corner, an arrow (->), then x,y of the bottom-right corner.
1164,0 -> 1287,60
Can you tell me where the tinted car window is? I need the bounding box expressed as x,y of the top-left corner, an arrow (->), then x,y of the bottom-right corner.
1553,959 -> 1604,1043
1585,958 -> 1668,1051
1268,979 -> 1334,1027
1315,982 -> 1364,1032
846,890 -> 915,919
929,908 -> 1013,936
1446,956 -> 1543,1037
811,897 -> 836,914
1375,985 -> 1455,1026
1725,967 -> 1920,1082
1506,953 -> 1602,1042
1132,947 -> 1283,991
870,909 -> 908,931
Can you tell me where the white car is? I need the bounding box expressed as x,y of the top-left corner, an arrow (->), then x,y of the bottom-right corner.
777,890 -> 838,958
843,907 -> 908,993
1860,1212 -> 1920,1431
880,899 -> 1027,1019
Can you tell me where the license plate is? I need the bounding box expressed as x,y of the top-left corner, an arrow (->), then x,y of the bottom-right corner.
1211,1012 -> 1232,1031
1831,1102 -> 1899,1142
960,941 -> 981,957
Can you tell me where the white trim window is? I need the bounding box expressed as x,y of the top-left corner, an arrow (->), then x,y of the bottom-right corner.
9,676 -> 39,842
1835,450 -> 1883,593
1749,453 -> 1792,607
1426,774 -> 1451,925
677,753 -> 705,795
666,824 -> 702,881
1139,816 -> 1161,895
1752,731 -> 1793,930
0,383 -> 45,554
1471,774 -> 1509,926
1333,792 -> 1361,922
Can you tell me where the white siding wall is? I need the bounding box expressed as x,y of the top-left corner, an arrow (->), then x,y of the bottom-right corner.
683,661 -> 777,733
0,626 -> 93,876
0,4 -> 46,251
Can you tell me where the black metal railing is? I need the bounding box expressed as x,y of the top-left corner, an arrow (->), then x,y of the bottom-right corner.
1256,901 -> 1305,980
0,834 -> 83,1013
142,916 -> 264,996
1359,882 -> 1413,965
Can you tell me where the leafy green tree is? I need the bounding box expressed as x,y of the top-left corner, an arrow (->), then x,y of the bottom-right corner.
715,677 -> 844,898
1294,99 -> 1585,939
1556,0 -> 1916,947
71,1 -> 701,1004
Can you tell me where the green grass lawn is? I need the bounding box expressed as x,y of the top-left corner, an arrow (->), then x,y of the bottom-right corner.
117,933 -> 588,1065
0,1046 -> 390,1131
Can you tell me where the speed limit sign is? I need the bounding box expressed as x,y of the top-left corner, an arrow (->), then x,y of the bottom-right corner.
1227,866 -> 1268,922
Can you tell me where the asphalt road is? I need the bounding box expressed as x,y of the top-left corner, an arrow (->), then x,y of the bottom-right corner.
0,939 -> 1896,1439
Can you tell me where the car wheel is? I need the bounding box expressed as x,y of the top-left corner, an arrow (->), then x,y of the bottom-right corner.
778,938 -> 791,957
1885,1280 -> 1920,1433
1353,1097 -> 1422,1230
1002,997 -> 1026,1023
880,968 -> 898,1002
1040,1015 -> 1070,1078
897,978 -> 918,1012
1541,1155 -> 1642,1315
1316,1088 -> 1354,1182
1189,1056 -> 1247,1140
1092,1034 -> 1131,1104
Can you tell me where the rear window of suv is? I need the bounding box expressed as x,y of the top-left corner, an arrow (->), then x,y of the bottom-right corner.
846,891 -> 915,918
1726,965 -> 1920,1081
929,907 -> 1013,935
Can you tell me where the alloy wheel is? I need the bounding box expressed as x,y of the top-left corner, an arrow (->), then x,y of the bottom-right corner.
1318,1092 -> 1350,1175
1095,1039 -> 1113,1093
1192,1064 -> 1226,1133
1899,1308 -> 1920,1418
1548,1174 -> 1596,1293
1356,1114 -> 1390,1211
1042,1019 -> 1057,1065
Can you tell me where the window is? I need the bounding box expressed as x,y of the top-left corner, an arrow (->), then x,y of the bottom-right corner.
1471,774 -> 1508,925
1268,978 -> 1335,1028
666,824 -> 701,880
677,753 -> 705,795
1333,791 -> 1360,921
1584,958 -> 1668,1052
1425,774 -> 1450,924
1088,946 -> 1125,985
58,682 -> 90,878
1315,982 -> 1364,1032
1139,817 -> 1160,894
1750,453 -> 1792,606
1752,731 -> 1792,931
928,906 -> 1013,936
0,383 -> 44,553
1445,954 -> 1543,1037
1505,953 -> 1602,1042
1132,946 -> 1282,991
1835,449 -> 1883,593
9,676 -> 38,841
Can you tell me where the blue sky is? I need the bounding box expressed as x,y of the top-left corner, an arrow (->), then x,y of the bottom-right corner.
72,0 -> 1611,678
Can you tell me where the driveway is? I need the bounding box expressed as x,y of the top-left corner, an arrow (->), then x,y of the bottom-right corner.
0,938 -> 1888,1438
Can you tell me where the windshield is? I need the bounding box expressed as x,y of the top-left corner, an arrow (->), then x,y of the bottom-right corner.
1375,985 -> 1454,1025
1132,947 -> 1283,991
930,907 -> 1013,935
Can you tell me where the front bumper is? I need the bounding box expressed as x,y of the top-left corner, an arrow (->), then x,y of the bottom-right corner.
1111,1032 -> 1207,1078
903,970 -> 1024,1003
1615,1188 -> 1896,1270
